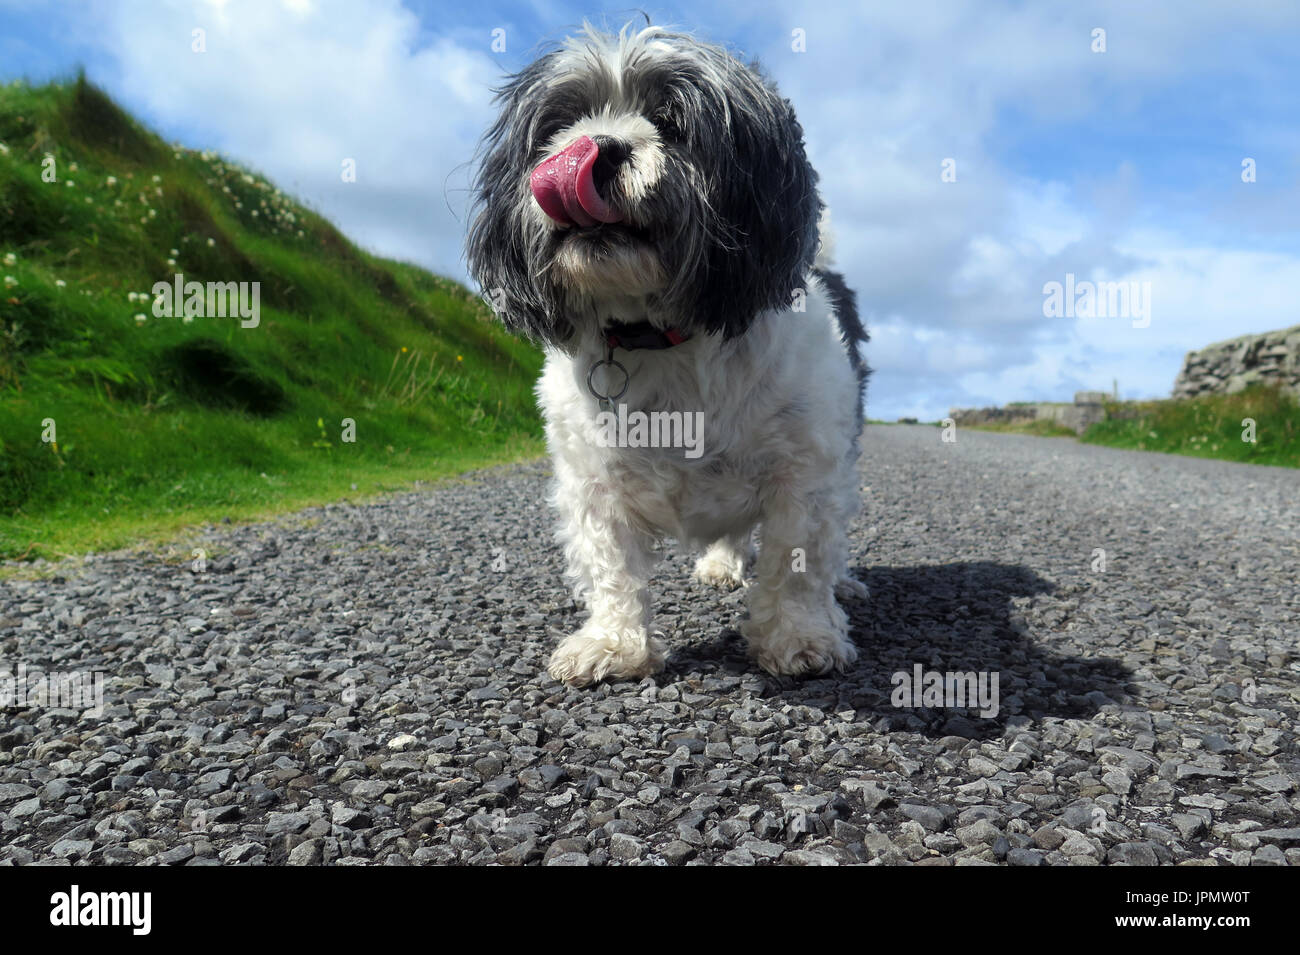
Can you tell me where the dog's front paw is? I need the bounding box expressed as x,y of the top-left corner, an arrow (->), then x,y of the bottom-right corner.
744,612 -> 857,678
547,622 -> 666,687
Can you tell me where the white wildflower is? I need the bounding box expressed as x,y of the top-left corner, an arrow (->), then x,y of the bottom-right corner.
4,276 -> 18,288
2,253 -> 15,267
55,279 -> 66,288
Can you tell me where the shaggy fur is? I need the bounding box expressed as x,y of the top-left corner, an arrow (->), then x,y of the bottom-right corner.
467,24 -> 870,686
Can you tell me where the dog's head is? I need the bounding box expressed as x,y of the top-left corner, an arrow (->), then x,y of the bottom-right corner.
467,25 -> 822,348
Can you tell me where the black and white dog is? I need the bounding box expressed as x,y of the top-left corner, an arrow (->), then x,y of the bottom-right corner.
468,24 -> 869,686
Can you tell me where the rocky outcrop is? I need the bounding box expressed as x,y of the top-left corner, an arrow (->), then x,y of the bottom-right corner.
1173,325 -> 1300,399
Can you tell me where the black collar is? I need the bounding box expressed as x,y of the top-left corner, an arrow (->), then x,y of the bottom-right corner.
603,320 -> 691,351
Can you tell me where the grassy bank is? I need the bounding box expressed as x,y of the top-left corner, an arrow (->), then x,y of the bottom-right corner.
1081,385 -> 1299,468
0,76 -> 544,560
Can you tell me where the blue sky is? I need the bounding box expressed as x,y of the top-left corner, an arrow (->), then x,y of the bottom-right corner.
3,0 -> 1298,419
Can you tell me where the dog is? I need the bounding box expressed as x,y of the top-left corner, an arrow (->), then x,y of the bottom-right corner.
467,24 -> 869,687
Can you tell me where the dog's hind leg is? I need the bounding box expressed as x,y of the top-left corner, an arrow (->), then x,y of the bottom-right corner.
693,531 -> 754,590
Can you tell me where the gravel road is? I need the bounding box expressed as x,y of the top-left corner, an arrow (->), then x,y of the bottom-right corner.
2,425 -> 1297,866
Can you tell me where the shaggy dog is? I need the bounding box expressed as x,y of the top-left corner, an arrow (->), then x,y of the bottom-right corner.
467,24 -> 869,686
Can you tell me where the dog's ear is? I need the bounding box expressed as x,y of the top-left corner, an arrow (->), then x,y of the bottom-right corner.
687,58 -> 822,338
467,54 -> 572,342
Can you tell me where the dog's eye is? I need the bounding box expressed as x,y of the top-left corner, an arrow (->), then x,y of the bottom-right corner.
651,111 -> 680,139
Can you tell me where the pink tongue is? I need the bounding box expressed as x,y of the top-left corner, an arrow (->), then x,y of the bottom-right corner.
530,135 -> 623,226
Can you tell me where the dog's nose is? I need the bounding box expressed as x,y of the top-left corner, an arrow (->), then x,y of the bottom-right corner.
530,135 -> 624,227
589,135 -> 630,195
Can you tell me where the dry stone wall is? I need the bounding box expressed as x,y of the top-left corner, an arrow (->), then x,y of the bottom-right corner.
1173,325 -> 1300,398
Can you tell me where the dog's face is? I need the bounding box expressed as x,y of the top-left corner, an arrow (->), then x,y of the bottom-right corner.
468,26 -> 823,347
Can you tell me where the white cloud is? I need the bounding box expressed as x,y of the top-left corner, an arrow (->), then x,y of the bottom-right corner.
81,0 -> 499,278
59,0 -> 1300,420
749,0 -> 1300,417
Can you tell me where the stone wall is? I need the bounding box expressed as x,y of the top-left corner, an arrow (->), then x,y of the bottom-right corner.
948,391 -> 1108,435
1173,325 -> 1300,398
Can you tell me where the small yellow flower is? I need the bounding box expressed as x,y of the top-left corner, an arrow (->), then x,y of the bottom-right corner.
401,346 -> 408,352
456,355 -> 463,362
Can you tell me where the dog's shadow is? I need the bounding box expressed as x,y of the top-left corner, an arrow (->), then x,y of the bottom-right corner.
664,561 -> 1134,740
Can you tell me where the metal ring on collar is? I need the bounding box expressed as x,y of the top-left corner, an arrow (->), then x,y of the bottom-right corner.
586,357 -> 630,404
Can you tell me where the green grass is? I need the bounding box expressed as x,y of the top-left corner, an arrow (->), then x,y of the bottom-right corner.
1081,385 -> 1300,468
0,75 -> 545,560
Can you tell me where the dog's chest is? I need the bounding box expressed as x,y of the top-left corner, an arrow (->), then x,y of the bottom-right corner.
607,449 -> 762,543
